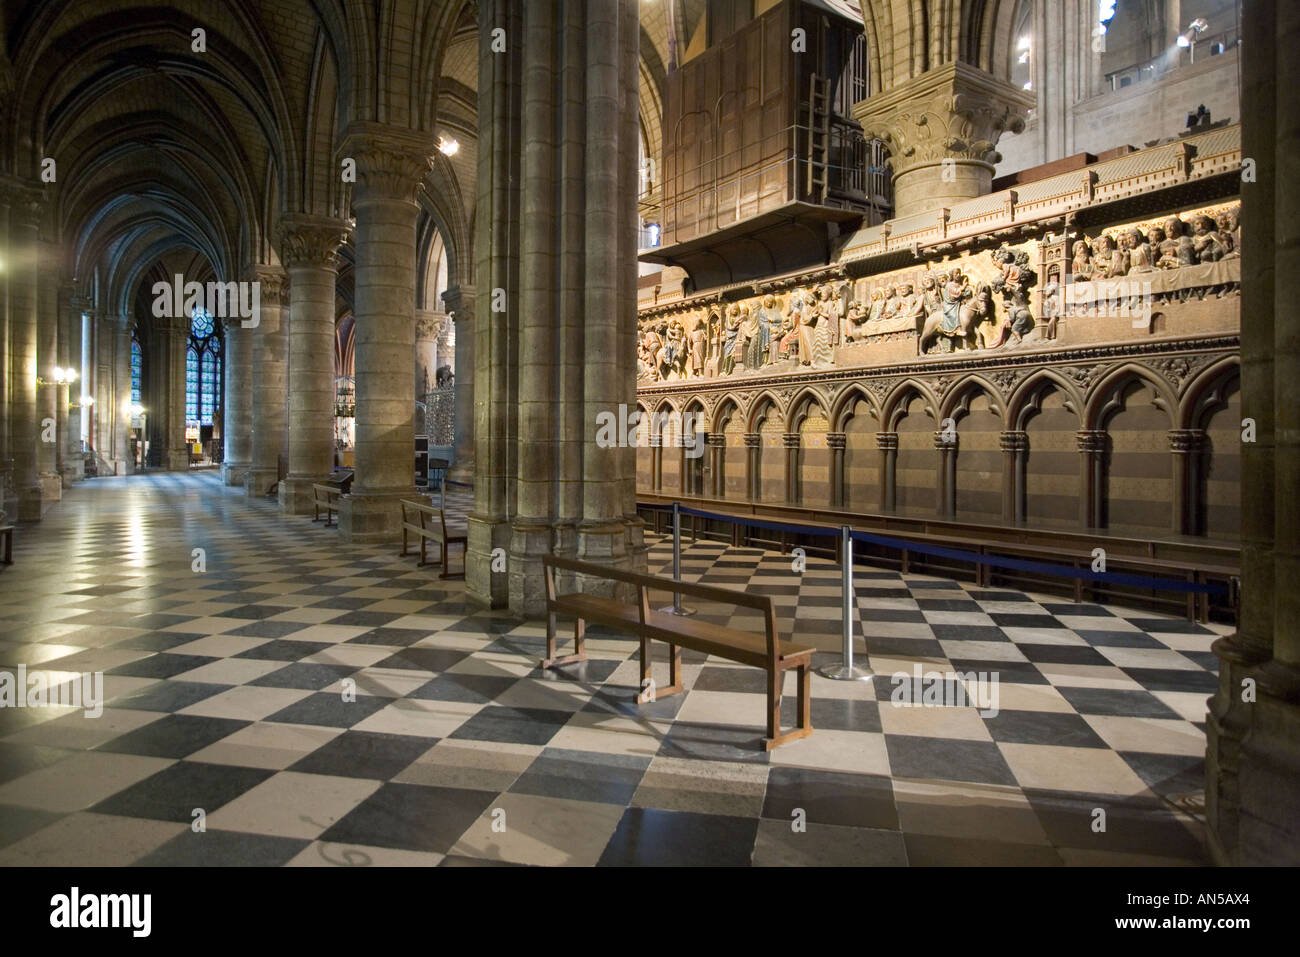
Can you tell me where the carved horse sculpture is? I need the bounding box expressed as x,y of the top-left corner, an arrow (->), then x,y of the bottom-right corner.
918,270 -> 980,354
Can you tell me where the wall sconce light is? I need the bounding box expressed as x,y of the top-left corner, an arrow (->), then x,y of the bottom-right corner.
438,137 -> 460,157
38,367 -> 79,386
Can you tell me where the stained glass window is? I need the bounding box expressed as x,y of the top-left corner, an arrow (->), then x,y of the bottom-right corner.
186,308 -> 222,428
130,335 -> 142,405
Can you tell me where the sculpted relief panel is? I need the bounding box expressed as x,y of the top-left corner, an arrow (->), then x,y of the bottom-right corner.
636,201 -> 1241,386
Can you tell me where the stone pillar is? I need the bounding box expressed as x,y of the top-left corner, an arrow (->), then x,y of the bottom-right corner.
63,294 -> 89,484
94,313 -> 112,472
783,432 -> 800,504
0,192 -> 11,517
6,184 -> 43,520
245,267 -> 289,494
1000,430 -> 1028,525
827,431 -> 846,508
336,124 -> 434,542
1208,0 -> 1300,866
705,432 -> 724,498
163,315 -> 189,471
1168,428 -> 1205,535
650,436 -> 662,492
443,286 -> 475,483
877,432 -> 898,513
744,433 -> 761,500
854,63 -> 1033,218
935,430 -> 958,518
1076,429 -> 1107,528
113,318 -> 132,474
414,310 -> 445,403
278,215 -> 350,513
221,318 -> 253,485
36,243 -> 61,500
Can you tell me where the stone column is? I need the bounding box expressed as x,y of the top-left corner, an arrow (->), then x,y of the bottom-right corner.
1213,0 -> 1300,866
783,432 -> 800,504
245,267 -> 289,494
744,433 -> 761,500
877,432 -> 898,512
336,124 -> 434,542
114,317 -> 132,474
443,285 -> 475,483
1168,428 -> 1205,535
414,310 -> 445,403
36,243 -> 60,500
1000,430 -> 1028,525
94,314 -> 112,472
0,190 -> 10,516
163,315 -> 189,471
221,318 -> 253,485
278,216 -> 350,513
650,436 -> 662,492
854,63 -> 1034,218
1076,429 -> 1107,528
707,432 -> 725,498
935,430 -> 958,518
63,294 -> 89,483
6,184 -> 43,520
827,431 -> 846,508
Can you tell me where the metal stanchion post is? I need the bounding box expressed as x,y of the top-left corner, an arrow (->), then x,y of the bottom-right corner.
659,501 -> 696,616
819,524 -> 872,680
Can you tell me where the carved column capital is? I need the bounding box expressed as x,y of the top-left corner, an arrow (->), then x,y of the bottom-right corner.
1168,428 -> 1207,453
782,432 -> 801,450
278,214 -> 351,269
341,122 -> 436,206
826,432 -> 847,451
743,433 -> 761,448
246,265 -> 288,305
999,430 -> 1028,453
443,284 -> 476,321
934,430 -> 958,450
706,432 -> 726,449
1076,429 -> 1108,454
853,62 -> 1034,216
5,184 -> 44,228
876,431 -> 899,451
415,310 -> 448,341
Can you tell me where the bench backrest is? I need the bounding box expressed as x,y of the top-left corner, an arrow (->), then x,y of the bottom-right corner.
401,498 -> 460,539
542,553 -> 780,667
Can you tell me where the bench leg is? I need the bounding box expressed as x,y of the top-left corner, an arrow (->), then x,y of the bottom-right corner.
439,541 -> 465,580
400,526 -> 409,558
540,615 -> 588,670
764,664 -> 814,751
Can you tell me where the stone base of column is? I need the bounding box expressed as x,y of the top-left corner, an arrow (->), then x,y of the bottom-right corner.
624,516 -> 648,573
221,461 -> 249,486
279,476 -> 327,515
577,521 -> 634,602
60,461 -> 84,486
1234,662 -> 1300,864
39,472 -> 62,502
244,468 -> 279,497
337,488 -> 409,544
165,449 -> 191,471
447,456 -> 475,486
467,516 -> 511,608
1206,656 -> 1252,864
508,521 -> 556,618
15,485 -> 42,522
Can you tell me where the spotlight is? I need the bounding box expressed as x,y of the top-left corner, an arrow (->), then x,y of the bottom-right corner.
438,137 -> 460,157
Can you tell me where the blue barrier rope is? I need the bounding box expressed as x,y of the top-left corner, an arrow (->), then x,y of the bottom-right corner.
648,502 -> 1230,597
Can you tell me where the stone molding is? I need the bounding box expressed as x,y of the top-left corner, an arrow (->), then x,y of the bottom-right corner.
278,214 -> 351,269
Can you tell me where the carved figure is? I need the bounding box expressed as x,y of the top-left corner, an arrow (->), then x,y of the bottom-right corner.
919,268 -> 976,353
1127,227 -> 1154,272
990,246 -> 1037,345
1071,238 -> 1091,279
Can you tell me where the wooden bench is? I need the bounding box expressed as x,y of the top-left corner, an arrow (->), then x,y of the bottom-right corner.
399,499 -> 467,579
0,525 -> 12,566
542,554 -> 815,750
312,484 -> 341,527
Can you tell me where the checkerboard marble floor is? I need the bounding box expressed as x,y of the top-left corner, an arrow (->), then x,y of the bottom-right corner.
0,472 -> 1224,866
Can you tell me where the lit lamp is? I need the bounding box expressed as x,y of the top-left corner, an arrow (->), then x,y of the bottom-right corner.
38,366 -> 80,386
438,136 -> 459,157
1177,17 -> 1208,49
